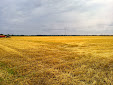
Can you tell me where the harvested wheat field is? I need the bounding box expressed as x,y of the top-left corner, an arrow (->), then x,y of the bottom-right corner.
0,36 -> 113,85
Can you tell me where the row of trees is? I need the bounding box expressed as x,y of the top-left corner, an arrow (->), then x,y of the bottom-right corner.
1,34 -> 113,36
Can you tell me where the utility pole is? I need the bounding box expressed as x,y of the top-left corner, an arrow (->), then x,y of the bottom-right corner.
48,28 -> 67,35
64,27 -> 67,35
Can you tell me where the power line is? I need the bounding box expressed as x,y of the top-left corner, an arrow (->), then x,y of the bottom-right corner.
47,27 -> 67,35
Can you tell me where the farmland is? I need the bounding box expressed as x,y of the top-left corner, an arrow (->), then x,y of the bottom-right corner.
0,36 -> 113,85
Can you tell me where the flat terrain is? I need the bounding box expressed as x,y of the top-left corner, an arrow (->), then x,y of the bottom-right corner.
0,36 -> 113,85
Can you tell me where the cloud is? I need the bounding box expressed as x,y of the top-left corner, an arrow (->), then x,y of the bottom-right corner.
0,0 -> 113,35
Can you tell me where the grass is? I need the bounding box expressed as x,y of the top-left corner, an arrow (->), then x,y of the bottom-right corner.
0,36 -> 113,85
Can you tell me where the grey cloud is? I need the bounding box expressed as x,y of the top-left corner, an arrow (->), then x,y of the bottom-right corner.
0,0 -> 113,35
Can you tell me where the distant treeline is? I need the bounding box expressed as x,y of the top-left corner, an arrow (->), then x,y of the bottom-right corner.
1,34 -> 113,36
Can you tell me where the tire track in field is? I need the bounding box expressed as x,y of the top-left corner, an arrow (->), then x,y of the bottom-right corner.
0,43 -> 23,57
0,42 -> 40,64
0,40 -> 43,58
0,40 -> 41,58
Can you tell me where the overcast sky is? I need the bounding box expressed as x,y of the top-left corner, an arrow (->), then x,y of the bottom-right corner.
0,0 -> 113,35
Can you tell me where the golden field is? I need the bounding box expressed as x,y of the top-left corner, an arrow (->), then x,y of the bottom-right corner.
0,36 -> 113,85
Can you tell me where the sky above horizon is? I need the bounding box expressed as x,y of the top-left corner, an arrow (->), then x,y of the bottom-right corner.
0,0 -> 113,35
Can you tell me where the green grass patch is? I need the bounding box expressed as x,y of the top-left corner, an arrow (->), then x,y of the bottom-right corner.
0,77 -> 3,82
0,62 -> 7,68
0,61 -> 17,75
7,68 -> 17,75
